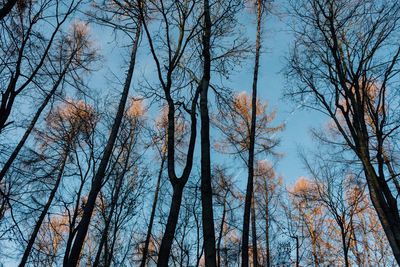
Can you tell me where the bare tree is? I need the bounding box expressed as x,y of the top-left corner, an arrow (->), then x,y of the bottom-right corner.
64,1 -> 143,264
92,97 -> 146,267
254,160 -> 282,267
0,17 -> 98,184
241,1 -> 271,265
140,107 -> 187,267
302,153 -> 367,267
0,0 -> 83,136
287,0 -> 400,263
199,0 -> 217,265
19,99 -> 97,266
138,0 -> 202,265
214,92 -> 283,266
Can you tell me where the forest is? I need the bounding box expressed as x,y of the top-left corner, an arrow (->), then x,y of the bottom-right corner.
1,0 -> 400,266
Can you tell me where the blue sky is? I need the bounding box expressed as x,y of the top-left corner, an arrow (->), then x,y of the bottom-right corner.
84,1 -> 329,188
225,6 -> 327,185
1,2 -> 335,266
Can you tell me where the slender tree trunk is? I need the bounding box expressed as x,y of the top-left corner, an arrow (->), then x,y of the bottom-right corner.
157,183 -> 184,266
0,58 -> 73,183
339,225 -> 349,267
92,173 -> 124,267
217,193 -> 228,267
194,185 -> 203,267
156,86 -> 199,266
63,170 -> 87,266
93,130 -> 136,267
140,151 -> 166,267
242,1 -> 261,266
251,194 -> 258,267
64,20 -> 141,267
294,236 -> 299,267
0,0 -> 17,20
358,211 -> 372,266
19,146 -> 70,267
264,177 -> 270,267
200,0 -> 216,266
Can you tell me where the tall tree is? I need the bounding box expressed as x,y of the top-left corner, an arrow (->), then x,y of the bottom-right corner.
0,17 -> 98,184
92,98 -> 146,267
0,0 -> 83,136
199,0 -> 217,265
139,0 -> 202,265
241,1 -> 264,264
19,100 -> 97,267
214,92 -> 283,265
64,2 -> 143,264
140,107 -> 187,266
254,160 -> 282,267
287,0 -> 400,263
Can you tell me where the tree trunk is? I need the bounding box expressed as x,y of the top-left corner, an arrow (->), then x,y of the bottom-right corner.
64,19 -> 141,267
19,147 -> 70,267
217,193 -> 228,267
0,57 -> 73,183
264,177 -> 270,267
251,194 -> 258,267
200,0 -> 217,266
94,129 -> 136,267
339,224 -> 349,267
157,183 -> 184,267
242,1 -> 261,266
140,151 -> 166,267
63,168 -> 86,266
362,160 -> 400,265
92,174 -> 124,267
